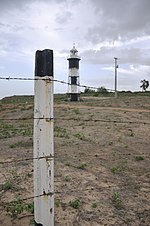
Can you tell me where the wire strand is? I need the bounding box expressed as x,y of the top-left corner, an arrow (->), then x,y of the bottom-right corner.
1,185 -> 120,205
0,76 -> 115,91
0,155 -> 55,164
0,117 -> 53,121
0,117 -> 150,125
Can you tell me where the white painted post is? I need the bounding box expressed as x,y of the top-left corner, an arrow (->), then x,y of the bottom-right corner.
34,49 -> 54,226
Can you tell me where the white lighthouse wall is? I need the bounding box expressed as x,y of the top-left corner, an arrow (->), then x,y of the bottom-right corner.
69,68 -> 79,77
71,84 -> 78,93
68,68 -> 79,94
68,82 -> 79,93
68,80 -> 79,93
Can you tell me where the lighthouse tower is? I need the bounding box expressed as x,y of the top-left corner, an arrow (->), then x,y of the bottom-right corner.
67,44 -> 81,101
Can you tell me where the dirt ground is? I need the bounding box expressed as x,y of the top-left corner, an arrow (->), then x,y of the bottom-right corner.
0,94 -> 150,226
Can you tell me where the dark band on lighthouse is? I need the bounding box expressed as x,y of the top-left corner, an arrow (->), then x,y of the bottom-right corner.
69,58 -> 80,69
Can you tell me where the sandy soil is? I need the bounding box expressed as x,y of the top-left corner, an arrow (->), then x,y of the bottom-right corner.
0,95 -> 150,226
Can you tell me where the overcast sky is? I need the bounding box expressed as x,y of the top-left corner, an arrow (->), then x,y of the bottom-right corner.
0,0 -> 150,98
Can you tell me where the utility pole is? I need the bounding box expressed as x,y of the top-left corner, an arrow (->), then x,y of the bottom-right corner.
114,57 -> 119,98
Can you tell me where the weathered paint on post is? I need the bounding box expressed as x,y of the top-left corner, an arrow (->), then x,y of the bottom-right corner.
34,49 -> 54,226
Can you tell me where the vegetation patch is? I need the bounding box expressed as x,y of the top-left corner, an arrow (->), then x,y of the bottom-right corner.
54,126 -> 69,138
1,95 -> 33,104
0,121 -> 33,139
5,199 -> 34,218
55,199 -> 60,207
72,108 -> 80,114
64,175 -> 72,182
91,202 -> 97,208
73,132 -> 87,141
77,162 -> 87,170
112,192 -> 122,209
69,199 -> 81,209
111,159 -> 127,174
135,155 -> 144,161
1,180 -> 13,191
10,140 -> 33,148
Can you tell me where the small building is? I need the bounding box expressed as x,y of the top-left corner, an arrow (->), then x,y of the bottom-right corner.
67,45 -> 81,101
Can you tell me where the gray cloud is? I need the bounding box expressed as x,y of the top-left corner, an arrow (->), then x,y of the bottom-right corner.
0,0 -> 67,11
1,0 -> 150,68
59,49 -> 69,54
0,22 -> 24,32
86,0 -> 150,43
82,47 -> 150,65
55,11 -> 72,24
0,0 -> 82,12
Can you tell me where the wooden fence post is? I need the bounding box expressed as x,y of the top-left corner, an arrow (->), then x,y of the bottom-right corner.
34,49 -> 54,226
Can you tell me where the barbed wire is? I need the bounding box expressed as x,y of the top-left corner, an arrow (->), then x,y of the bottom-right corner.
0,116 -> 150,125
0,151 -> 149,165
0,76 -> 115,91
0,117 -> 53,121
57,117 -> 150,125
0,192 -> 54,206
0,112 -> 149,165
0,155 -> 55,165
0,184 -> 121,205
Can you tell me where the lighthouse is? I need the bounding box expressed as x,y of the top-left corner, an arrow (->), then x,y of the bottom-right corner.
67,44 -> 81,101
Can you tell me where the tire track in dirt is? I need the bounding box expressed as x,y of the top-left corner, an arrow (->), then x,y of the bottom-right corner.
55,104 -> 150,113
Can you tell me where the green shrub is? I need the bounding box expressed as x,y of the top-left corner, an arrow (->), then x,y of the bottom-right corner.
69,199 -> 80,209
135,156 -> 144,161
112,192 -> 121,209
2,181 -> 13,191
77,163 -> 87,170
6,199 -> 34,218
91,202 -> 97,208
